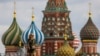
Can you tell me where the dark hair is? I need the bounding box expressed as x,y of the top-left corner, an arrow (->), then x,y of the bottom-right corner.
29,34 -> 34,39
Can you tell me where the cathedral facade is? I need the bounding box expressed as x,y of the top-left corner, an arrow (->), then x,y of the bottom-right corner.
1,0 -> 99,56
41,0 -> 75,56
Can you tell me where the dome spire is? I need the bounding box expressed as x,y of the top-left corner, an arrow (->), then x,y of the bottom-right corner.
13,1 -> 16,18
19,41 -> 22,47
89,3 -> 92,17
64,34 -> 67,41
32,7 -> 35,21
64,26 -> 68,41
80,3 -> 99,40
56,25 -> 75,56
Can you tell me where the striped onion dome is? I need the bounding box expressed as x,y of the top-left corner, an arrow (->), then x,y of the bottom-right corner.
22,21 -> 44,45
2,14 -> 22,46
80,16 -> 99,40
72,32 -> 80,49
56,34 -> 75,56
22,15 -> 44,45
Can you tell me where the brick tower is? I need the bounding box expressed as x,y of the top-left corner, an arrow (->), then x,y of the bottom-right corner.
77,3 -> 100,56
41,0 -> 74,56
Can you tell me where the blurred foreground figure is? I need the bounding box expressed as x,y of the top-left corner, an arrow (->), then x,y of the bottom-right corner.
27,34 -> 36,56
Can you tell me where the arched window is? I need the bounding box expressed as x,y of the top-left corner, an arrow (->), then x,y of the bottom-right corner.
59,32 -> 63,36
47,47 -> 52,55
50,32 -> 53,36
52,17 -> 55,21
58,28 -> 60,31
57,22 -> 61,25
62,17 -> 65,21
48,17 -> 50,20
57,18 -> 60,21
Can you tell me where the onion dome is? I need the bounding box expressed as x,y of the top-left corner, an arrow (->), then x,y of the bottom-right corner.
2,7 -> 22,46
80,12 -> 99,40
72,32 -> 80,49
22,8 -> 44,45
56,34 -> 75,56
80,3 -> 99,40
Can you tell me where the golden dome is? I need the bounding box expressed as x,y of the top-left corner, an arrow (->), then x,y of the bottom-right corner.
56,34 -> 75,56
56,42 -> 75,56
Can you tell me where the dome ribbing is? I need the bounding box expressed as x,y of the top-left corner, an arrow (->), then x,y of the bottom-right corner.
2,18 -> 22,46
22,21 -> 44,45
80,17 -> 99,40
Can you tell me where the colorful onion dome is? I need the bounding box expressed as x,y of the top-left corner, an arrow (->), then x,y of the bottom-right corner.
72,32 -> 80,49
80,16 -> 99,40
56,34 -> 75,56
2,12 -> 22,46
80,4 -> 99,40
22,21 -> 44,45
22,8 -> 44,45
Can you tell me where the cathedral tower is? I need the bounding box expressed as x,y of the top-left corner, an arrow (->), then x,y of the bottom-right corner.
41,0 -> 74,56
22,7 -> 44,56
79,3 -> 100,56
2,2 -> 22,56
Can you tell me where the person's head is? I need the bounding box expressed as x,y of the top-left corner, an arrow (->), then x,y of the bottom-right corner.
29,34 -> 34,40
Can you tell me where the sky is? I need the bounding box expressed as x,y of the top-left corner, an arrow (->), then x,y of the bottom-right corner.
0,0 -> 100,53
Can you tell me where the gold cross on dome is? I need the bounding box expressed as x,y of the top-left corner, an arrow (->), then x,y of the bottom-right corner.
32,7 -> 35,21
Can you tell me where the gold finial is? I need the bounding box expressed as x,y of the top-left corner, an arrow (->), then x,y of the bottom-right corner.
19,41 -> 22,47
89,3 -> 92,17
64,34 -> 67,40
13,1 -> 16,18
32,7 -> 34,21
64,26 -> 68,40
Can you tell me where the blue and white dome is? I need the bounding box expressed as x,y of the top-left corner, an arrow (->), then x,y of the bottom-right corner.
22,21 -> 44,45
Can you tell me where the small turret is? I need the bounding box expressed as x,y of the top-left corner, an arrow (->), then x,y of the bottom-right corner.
2,1 -> 22,46
79,3 -> 100,56
80,3 -> 99,40
56,33 -> 75,56
2,1 -> 23,56
22,7 -> 44,45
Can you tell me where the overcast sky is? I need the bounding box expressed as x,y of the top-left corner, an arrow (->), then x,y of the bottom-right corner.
0,0 -> 100,53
